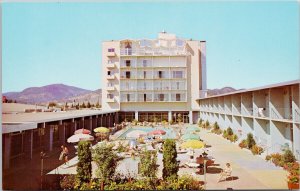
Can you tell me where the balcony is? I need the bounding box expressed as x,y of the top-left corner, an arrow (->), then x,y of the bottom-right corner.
107,74 -> 115,80
107,63 -> 116,68
107,98 -> 115,102
107,48 -> 116,57
120,47 -> 187,56
107,86 -> 115,91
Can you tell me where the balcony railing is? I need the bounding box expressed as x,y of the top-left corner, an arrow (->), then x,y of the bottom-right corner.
107,63 -> 115,68
107,86 -> 115,91
107,74 -> 115,80
120,47 -> 187,56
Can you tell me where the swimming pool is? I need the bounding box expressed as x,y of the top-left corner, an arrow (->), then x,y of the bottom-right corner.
117,126 -> 177,140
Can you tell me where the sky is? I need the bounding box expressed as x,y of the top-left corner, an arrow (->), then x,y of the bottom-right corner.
2,1 -> 299,92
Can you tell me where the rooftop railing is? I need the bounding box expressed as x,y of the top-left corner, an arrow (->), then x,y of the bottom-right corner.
120,47 -> 187,56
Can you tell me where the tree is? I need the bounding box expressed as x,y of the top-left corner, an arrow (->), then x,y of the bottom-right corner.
48,102 -> 57,108
246,133 -> 256,149
96,101 -> 100,108
177,114 -> 182,123
76,103 -> 80,110
87,101 -> 91,108
81,102 -> 86,108
76,141 -> 92,188
93,143 -> 120,190
162,139 -> 179,181
65,102 -> 68,109
139,150 -> 158,179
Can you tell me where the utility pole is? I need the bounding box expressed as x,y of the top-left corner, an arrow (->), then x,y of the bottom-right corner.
40,151 -> 46,190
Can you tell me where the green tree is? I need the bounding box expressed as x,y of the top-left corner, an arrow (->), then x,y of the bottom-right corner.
246,133 -> 256,149
138,150 -> 158,189
96,101 -> 100,108
48,102 -> 57,108
76,141 -> 92,187
87,101 -> 91,108
177,114 -> 182,123
81,102 -> 86,108
93,143 -> 120,190
162,139 -> 179,181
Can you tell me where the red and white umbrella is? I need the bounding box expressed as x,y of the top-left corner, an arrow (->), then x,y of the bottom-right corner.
74,128 -> 91,135
148,129 -> 166,135
67,134 -> 94,143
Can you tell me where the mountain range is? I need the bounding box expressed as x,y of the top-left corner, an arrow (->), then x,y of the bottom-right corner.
3,84 -> 238,105
3,84 -> 101,105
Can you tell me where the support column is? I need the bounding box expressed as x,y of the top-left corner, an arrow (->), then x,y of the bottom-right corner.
189,111 -> 193,124
59,120 -> 65,144
89,116 -> 93,131
135,111 -> 139,121
45,124 -> 53,151
4,134 -> 11,169
24,130 -> 33,159
168,111 -> 172,123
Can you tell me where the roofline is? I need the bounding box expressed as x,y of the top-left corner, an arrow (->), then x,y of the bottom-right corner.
197,79 -> 300,100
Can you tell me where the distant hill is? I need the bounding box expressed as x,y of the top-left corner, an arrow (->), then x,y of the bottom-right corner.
207,87 -> 240,96
56,89 -> 102,105
3,84 -> 93,104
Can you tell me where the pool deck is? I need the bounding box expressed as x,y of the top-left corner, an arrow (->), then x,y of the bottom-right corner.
48,124 -> 288,190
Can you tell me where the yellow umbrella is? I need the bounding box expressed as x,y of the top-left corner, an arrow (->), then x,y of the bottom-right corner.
181,140 -> 205,149
94,127 -> 110,133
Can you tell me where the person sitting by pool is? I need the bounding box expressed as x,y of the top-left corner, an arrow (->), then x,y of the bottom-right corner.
218,163 -> 232,182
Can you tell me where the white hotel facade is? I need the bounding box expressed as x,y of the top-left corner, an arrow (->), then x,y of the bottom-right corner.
102,32 -> 207,124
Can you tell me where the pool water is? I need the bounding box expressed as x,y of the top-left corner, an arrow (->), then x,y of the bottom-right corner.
118,126 -> 177,140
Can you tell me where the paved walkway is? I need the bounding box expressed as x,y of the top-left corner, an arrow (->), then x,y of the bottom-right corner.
197,127 -> 288,190
48,125 -> 288,190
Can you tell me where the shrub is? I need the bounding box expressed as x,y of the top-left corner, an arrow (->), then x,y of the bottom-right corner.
222,130 -> 228,138
93,143 -> 120,189
198,119 -> 204,127
60,175 -> 76,190
204,120 -> 210,129
232,134 -> 238,142
282,149 -> 296,163
271,153 -> 284,167
162,139 -> 179,181
139,150 -> 158,180
251,145 -> 264,155
246,133 -> 256,149
284,162 -> 300,184
76,141 -> 92,187
265,155 -> 272,161
132,119 -> 138,126
239,139 -> 247,149
227,127 -> 233,136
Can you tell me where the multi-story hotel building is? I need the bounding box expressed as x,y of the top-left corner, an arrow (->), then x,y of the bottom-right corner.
197,80 -> 300,159
102,32 -> 207,124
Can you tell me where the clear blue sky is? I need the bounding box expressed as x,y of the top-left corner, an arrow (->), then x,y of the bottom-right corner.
2,1 -> 299,92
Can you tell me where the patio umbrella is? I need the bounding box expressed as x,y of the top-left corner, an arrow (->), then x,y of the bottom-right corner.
67,134 -> 94,143
181,140 -> 205,149
148,129 -> 166,135
126,130 -> 147,139
186,126 -> 200,133
181,133 -> 200,141
74,128 -> 91,135
94,127 -> 110,133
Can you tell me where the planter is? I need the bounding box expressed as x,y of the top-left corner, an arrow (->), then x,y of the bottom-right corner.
288,182 -> 299,190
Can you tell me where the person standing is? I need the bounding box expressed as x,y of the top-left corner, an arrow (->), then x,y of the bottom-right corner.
63,146 -> 69,165
59,145 -> 65,162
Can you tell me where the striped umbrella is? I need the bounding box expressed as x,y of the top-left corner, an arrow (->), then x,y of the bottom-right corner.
181,140 -> 205,149
74,128 -> 91,135
181,133 -> 200,141
94,127 -> 110,133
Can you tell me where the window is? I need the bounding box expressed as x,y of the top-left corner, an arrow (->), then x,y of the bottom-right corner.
140,40 -> 151,47
107,94 -> 114,99
108,48 -> 115,52
159,94 -> 164,101
107,71 -> 111,76
127,94 -> 130,102
176,39 -> 184,47
126,60 -> 131,67
176,82 -> 180,90
144,71 -> 146,79
158,71 -> 162,78
126,71 -> 131,79
143,60 -> 147,67
144,94 -> 146,102
173,71 -> 183,78
176,94 -> 181,101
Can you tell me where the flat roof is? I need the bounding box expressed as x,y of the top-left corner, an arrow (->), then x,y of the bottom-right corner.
197,80 -> 300,100
2,109 -> 119,124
